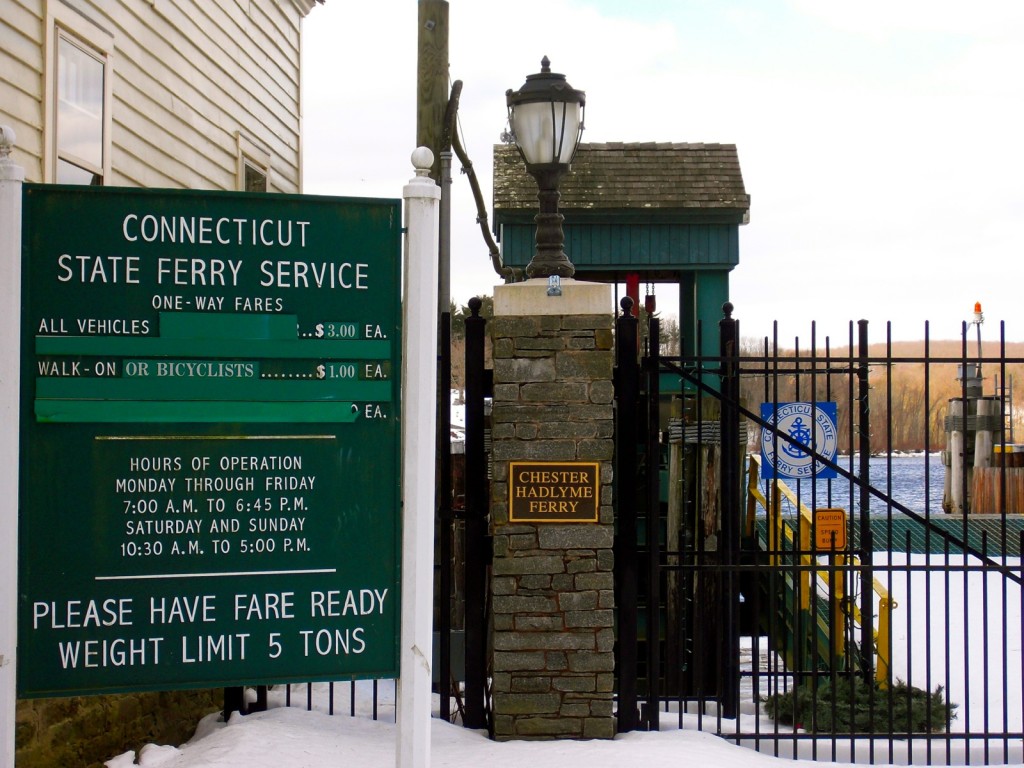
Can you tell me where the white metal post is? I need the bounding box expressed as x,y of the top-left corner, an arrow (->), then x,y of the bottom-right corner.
0,125 -> 25,768
397,148 -> 440,768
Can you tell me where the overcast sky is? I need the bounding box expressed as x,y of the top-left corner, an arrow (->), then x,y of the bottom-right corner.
301,1 -> 1024,344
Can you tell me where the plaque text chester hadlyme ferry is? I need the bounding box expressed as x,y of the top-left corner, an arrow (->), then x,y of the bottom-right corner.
508,461 -> 599,523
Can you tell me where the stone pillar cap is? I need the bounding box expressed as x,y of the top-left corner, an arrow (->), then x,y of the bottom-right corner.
494,279 -> 613,317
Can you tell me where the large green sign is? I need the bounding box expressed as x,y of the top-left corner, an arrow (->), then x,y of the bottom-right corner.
18,185 -> 402,697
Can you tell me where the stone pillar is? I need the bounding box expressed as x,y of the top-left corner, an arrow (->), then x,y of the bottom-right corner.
488,279 -> 615,740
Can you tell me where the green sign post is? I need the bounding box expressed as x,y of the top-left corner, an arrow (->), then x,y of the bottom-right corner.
18,186 -> 402,697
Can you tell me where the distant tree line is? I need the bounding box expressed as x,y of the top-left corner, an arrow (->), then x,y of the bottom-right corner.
442,303 -> 1024,454
738,338 -> 1024,453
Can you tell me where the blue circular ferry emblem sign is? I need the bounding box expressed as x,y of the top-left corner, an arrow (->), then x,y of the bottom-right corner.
760,402 -> 838,480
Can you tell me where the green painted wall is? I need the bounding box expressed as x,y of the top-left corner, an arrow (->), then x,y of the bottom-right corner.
498,221 -> 739,271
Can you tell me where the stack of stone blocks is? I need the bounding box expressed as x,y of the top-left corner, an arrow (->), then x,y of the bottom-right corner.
488,280 -> 615,740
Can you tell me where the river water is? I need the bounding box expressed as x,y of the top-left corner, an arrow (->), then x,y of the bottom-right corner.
771,453 -> 947,517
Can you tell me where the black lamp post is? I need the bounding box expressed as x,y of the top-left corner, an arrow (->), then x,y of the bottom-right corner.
506,57 -> 585,279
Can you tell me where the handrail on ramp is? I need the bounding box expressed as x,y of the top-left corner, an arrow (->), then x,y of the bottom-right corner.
745,454 -> 894,687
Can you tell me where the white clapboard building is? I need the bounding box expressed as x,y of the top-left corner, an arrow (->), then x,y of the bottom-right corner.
1,0 -> 320,191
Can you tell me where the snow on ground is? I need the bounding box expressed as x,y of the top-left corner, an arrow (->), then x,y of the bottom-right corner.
878,554 -> 1023,735
105,553 -> 1024,767
105,704 -> 854,768
104,695 -> 1024,768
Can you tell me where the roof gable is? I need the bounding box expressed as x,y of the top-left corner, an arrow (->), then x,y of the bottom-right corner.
493,142 -> 750,223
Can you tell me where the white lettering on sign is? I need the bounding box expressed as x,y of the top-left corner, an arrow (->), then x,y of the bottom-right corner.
58,637 -> 164,668
151,361 -> 256,378
30,587 -> 394,673
33,599 -> 134,629
258,260 -> 368,290
264,475 -> 315,491
149,595 -> 216,624
218,455 -> 302,471
309,589 -> 388,617
121,214 -> 310,248
156,258 -> 242,286
248,517 -> 305,533
233,296 -> 284,312
57,254 -> 141,284
77,318 -> 150,335
233,592 -> 296,621
180,633 -> 250,663
299,627 -> 366,656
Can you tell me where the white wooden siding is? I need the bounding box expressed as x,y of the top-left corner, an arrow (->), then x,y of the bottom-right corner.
0,0 -> 45,179
0,0 -> 308,191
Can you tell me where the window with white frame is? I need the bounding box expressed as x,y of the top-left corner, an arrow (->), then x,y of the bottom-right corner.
238,134 -> 270,192
243,159 -> 268,193
45,3 -> 113,186
55,31 -> 106,185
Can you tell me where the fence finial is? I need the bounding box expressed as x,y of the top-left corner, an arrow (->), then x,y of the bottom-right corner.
0,126 -> 15,161
410,146 -> 434,179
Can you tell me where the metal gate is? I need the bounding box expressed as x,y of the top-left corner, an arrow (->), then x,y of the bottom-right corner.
436,299 -> 491,731
614,301 -> 1024,764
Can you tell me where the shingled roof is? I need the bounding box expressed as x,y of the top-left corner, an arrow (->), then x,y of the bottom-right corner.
493,142 -> 750,222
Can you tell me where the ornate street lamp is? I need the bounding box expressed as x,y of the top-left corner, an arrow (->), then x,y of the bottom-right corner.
506,56 -> 585,279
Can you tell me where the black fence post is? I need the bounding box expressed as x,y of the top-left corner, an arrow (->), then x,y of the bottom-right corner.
857,319 -> 874,683
252,685 -> 268,712
614,297 -> 639,733
719,302 -> 741,719
438,310 -> 452,722
645,315 -> 661,731
463,297 -> 488,729
223,686 -> 244,719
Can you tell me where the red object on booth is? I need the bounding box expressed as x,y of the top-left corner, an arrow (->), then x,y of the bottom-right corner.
626,273 -> 640,317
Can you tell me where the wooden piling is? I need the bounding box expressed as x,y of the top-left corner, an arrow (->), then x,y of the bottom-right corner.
948,398 -> 966,514
972,464 -> 1024,514
974,397 -> 997,469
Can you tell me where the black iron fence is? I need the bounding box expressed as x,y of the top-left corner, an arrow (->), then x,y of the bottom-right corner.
615,305 -> 1024,764
223,679 -> 393,722
280,680 -> 394,721
229,302 -> 491,731
232,303 -> 1023,765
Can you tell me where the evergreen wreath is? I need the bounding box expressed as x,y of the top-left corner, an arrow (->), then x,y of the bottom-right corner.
764,676 -> 956,734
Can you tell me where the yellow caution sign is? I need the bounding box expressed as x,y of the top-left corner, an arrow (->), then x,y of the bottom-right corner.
815,508 -> 847,550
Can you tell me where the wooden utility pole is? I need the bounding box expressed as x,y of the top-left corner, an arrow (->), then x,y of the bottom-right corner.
416,0 -> 449,183
417,0 -> 453,728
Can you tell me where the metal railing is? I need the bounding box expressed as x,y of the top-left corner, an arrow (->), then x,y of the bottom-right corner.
746,453 -> 895,688
628,310 -> 1024,765
225,679 -> 394,722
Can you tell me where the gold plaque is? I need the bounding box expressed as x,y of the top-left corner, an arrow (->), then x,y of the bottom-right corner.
509,461 -> 600,523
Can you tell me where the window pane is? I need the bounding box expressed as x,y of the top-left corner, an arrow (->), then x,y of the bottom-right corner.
56,158 -> 102,186
245,162 -> 267,193
57,35 -> 104,172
